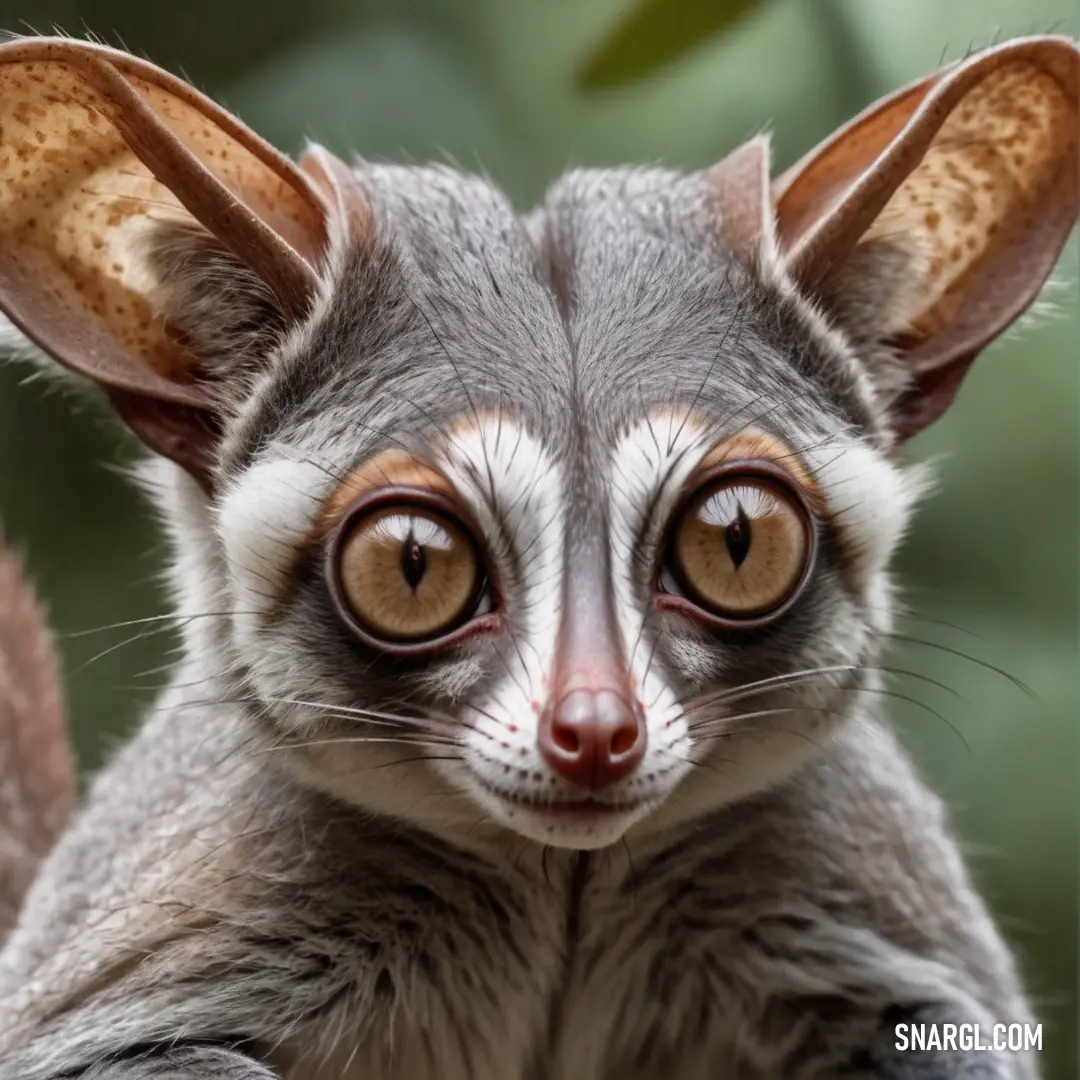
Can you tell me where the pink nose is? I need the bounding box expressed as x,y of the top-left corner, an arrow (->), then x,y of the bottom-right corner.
538,686 -> 646,790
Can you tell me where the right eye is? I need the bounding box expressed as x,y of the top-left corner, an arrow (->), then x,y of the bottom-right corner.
656,460 -> 817,628
330,493 -> 490,648
667,476 -> 809,618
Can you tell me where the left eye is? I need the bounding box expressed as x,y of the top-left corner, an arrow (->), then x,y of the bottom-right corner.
334,503 -> 485,644
660,471 -> 813,622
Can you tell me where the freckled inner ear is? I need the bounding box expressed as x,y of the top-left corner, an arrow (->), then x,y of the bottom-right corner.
317,451 -> 454,535
774,38 -> 1079,440
857,61 -> 1075,341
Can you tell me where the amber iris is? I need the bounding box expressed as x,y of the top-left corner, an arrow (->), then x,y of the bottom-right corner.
670,477 -> 809,619
336,506 -> 480,641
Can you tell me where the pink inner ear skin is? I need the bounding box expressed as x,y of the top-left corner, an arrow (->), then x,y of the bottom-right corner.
864,61 -> 1077,340
772,78 -> 930,257
0,56 -> 201,405
0,37 -> 335,401
705,135 -> 775,266
770,36 -> 1079,442
774,37 -> 1079,287
75,44 -> 327,320
0,37 -> 351,490
299,145 -> 374,247
130,80 -> 330,273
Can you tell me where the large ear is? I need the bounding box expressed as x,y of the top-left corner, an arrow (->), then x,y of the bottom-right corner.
0,38 -> 345,490
772,36 -> 1079,440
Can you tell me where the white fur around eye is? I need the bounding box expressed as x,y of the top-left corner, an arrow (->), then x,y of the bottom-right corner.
216,455 -> 338,650
608,416 -> 713,782
435,417 -> 565,764
802,440 -> 931,588
608,411 -> 712,634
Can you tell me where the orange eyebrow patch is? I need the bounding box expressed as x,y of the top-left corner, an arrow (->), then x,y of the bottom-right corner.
697,429 -> 824,512
317,450 -> 453,535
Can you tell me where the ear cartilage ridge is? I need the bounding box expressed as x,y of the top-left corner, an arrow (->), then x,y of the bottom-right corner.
771,35 -> 1079,439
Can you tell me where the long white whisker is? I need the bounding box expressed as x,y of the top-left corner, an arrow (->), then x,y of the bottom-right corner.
262,696 -> 456,729
258,735 -> 459,755
685,705 -> 843,733
683,665 -> 859,713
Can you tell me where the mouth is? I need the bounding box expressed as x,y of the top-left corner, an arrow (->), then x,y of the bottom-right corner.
505,795 -> 639,819
473,780 -> 647,844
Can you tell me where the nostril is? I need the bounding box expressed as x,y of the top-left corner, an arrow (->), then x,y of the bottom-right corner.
550,720 -> 581,755
609,721 -> 638,758
538,689 -> 647,789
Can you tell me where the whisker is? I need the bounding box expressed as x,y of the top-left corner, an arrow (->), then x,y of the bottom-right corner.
874,665 -> 967,703
145,695 -> 466,738
892,610 -> 989,643
257,736 -> 458,755
69,627 -> 181,677
686,704 -> 842,732
350,754 -> 465,773
685,663 -> 968,719
259,696 -> 455,729
881,632 -> 1036,699
657,752 -> 742,786
682,665 -> 860,712
61,610 -> 252,638
686,685 -> 969,751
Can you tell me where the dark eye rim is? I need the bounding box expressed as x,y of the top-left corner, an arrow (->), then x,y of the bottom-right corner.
324,485 -> 500,655
654,458 -> 818,630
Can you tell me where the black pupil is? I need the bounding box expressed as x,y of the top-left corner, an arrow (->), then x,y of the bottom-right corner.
725,504 -> 752,568
401,531 -> 427,590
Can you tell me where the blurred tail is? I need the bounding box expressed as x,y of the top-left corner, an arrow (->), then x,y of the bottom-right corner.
0,534 -> 75,942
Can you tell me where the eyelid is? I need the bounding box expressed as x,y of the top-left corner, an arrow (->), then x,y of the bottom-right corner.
673,458 -> 820,533
683,460 -> 821,520
694,432 -> 825,516
317,450 -> 453,539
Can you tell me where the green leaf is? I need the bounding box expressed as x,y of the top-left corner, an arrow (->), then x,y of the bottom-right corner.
576,0 -> 773,91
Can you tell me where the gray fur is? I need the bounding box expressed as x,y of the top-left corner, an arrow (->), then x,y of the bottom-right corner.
0,161 -> 1039,1079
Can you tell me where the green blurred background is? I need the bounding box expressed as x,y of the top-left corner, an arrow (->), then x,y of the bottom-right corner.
0,0 -> 1076,1074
